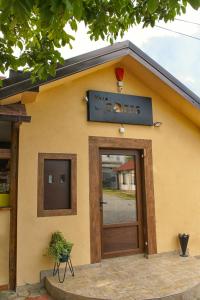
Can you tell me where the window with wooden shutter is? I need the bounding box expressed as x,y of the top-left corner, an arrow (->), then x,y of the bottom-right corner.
37,153 -> 77,217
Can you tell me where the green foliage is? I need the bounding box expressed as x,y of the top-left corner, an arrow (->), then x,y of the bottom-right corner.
46,231 -> 73,262
0,0 -> 199,82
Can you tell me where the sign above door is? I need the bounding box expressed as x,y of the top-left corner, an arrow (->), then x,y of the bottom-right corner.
87,90 -> 153,126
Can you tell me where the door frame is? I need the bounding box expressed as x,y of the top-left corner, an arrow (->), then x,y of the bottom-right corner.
9,122 -> 19,290
89,136 -> 157,263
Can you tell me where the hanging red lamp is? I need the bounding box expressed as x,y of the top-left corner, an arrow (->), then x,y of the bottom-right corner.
115,68 -> 125,81
115,67 -> 125,93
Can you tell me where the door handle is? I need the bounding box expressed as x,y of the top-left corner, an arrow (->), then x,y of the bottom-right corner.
100,201 -> 107,205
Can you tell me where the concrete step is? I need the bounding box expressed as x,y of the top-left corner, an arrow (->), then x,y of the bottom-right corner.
45,253 -> 200,300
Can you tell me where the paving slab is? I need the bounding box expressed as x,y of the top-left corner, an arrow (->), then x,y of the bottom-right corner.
46,253 -> 200,300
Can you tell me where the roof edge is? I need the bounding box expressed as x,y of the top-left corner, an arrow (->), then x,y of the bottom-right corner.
127,42 -> 200,108
0,40 -> 200,110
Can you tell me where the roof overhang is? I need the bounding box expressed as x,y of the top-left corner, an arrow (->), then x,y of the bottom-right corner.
0,40 -> 199,112
0,103 -> 31,122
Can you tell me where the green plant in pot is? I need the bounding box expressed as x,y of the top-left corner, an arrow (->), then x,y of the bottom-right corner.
47,231 -> 73,263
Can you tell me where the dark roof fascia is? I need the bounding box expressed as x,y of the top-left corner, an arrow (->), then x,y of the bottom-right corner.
0,41 -> 130,100
0,40 -> 200,110
127,41 -> 200,109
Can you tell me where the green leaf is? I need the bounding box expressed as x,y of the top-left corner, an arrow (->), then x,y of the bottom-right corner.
136,14 -> 141,24
70,19 -> 77,31
147,0 -> 159,13
181,5 -> 186,13
62,0 -> 73,10
169,0 -> 179,8
73,0 -> 83,20
59,57 -> 65,64
188,0 -> 200,9
17,41 -> 23,50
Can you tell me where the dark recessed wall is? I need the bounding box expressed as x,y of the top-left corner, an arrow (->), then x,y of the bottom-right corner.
0,121 -> 11,145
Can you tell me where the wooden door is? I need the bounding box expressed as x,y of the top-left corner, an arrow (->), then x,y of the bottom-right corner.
100,149 -> 144,258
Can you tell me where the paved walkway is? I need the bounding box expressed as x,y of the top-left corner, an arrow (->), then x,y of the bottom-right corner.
46,253 -> 200,300
103,194 -> 136,224
0,285 -> 52,300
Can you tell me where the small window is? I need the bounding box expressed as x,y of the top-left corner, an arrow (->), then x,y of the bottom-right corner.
122,173 -> 126,185
37,153 -> 77,217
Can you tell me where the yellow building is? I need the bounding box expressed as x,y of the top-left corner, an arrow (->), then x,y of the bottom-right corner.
1,41 -> 200,290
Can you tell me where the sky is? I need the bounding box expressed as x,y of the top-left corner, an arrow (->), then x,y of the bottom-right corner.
60,6 -> 200,97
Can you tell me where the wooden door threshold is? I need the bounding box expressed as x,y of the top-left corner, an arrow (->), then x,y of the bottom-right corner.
102,248 -> 144,259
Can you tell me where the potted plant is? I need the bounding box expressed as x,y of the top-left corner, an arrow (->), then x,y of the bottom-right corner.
46,231 -> 73,263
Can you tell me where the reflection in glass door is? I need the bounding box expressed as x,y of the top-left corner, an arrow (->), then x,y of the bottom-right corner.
100,150 -> 144,257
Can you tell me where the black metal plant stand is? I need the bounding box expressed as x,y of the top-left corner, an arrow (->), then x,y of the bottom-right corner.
53,257 -> 74,283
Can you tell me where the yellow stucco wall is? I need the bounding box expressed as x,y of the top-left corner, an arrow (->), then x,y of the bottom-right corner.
16,61 -> 200,286
0,211 -> 10,285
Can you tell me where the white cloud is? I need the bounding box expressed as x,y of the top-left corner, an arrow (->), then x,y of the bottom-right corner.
179,76 -> 195,84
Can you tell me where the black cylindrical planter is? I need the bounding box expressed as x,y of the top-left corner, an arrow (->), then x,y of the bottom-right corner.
178,233 -> 189,257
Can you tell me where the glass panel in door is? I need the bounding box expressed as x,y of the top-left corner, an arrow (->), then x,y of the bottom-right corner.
101,154 -> 137,225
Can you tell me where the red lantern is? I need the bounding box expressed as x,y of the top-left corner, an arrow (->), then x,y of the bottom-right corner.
115,68 -> 124,81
